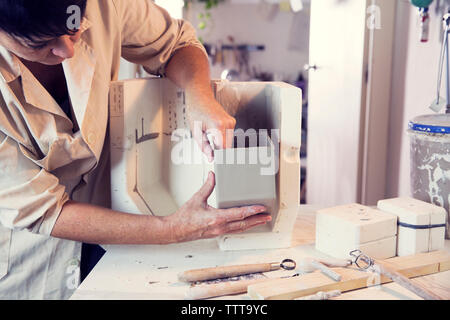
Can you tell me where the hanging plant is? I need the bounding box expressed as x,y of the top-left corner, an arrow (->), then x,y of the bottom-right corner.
184,0 -> 224,36
199,0 -> 223,9
185,0 -> 224,10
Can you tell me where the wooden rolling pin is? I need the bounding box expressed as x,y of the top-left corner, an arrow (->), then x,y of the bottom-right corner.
178,262 -> 281,283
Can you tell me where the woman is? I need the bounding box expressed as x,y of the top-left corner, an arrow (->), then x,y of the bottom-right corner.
0,0 -> 270,299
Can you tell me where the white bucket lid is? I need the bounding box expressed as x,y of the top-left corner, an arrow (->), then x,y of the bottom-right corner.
408,114 -> 450,134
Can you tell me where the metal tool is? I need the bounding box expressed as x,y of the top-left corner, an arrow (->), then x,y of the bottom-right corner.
431,12 -> 450,113
178,258 -> 296,283
349,250 -> 443,300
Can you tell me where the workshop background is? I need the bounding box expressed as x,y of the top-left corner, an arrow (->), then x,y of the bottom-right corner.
119,0 -> 447,207
69,0 -> 450,301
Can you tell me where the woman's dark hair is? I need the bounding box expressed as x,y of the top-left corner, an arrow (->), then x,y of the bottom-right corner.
0,0 -> 87,45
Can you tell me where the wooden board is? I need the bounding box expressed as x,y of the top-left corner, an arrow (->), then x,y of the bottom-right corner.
247,250 -> 450,300
331,270 -> 450,300
412,271 -> 450,299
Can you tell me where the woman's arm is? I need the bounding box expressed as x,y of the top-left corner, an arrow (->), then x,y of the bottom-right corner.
165,45 -> 236,159
51,172 -> 271,244
51,200 -> 169,244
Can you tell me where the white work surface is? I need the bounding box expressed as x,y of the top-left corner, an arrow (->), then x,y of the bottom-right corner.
70,205 -> 450,300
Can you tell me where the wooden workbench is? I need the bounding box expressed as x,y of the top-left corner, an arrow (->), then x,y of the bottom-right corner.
70,205 -> 450,300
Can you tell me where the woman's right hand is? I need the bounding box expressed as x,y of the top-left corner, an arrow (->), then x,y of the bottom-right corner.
163,171 -> 272,243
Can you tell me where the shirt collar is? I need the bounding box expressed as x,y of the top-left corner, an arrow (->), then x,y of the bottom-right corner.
0,17 -> 92,84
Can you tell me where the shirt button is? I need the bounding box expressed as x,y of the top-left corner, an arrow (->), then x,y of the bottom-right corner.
87,132 -> 96,144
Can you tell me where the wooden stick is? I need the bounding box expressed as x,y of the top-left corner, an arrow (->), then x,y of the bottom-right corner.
310,260 -> 342,281
295,290 -> 342,300
186,278 -> 269,300
178,262 -> 280,282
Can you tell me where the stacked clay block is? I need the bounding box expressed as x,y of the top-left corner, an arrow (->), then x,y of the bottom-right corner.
377,197 -> 446,256
315,204 -> 397,259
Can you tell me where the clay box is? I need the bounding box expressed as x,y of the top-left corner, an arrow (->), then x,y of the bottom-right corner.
109,78 -> 302,250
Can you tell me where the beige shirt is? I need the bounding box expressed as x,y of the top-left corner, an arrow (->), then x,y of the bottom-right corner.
0,0 -> 205,299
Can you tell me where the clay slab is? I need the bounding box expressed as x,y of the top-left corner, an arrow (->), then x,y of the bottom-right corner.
212,132 -> 276,216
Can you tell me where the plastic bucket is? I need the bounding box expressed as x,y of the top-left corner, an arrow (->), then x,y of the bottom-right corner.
408,114 -> 450,239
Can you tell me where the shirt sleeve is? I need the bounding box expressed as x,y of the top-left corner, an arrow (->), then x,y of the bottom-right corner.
0,131 -> 69,236
112,0 -> 207,76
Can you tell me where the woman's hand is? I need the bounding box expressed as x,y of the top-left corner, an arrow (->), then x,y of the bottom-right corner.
163,171 -> 271,243
187,95 -> 236,162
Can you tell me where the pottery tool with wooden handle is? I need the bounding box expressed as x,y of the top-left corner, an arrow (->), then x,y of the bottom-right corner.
247,250 -> 450,300
178,259 -> 296,283
185,271 -> 301,300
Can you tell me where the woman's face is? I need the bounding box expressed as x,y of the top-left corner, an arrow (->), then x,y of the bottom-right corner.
0,30 -> 81,65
